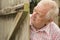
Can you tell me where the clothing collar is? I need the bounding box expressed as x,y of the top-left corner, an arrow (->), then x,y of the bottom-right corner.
30,22 -> 52,34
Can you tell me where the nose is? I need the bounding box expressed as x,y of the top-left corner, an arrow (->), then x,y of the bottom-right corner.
32,12 -> 37,16
31,12 -> 37,20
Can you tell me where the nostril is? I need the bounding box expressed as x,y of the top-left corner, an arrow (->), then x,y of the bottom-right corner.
32,16 -> 36,21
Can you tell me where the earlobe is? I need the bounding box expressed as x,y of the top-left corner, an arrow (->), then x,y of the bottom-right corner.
46,18 -> 53,25
48,18 -> 53,23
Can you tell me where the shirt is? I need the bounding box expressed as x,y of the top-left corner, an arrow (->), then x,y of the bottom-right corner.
30,22 -> 60,40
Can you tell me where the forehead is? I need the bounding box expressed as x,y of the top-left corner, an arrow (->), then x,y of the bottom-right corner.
33,7 -> 47,16
33,2 -> 53,16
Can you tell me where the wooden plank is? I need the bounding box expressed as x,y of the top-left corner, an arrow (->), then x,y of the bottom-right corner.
7,11 -> 23,40
0,13 -> 17,40
0,4 -> 24,15
23,0 -> 30,40
0,0 -> 30,40
9,1 -> 30,40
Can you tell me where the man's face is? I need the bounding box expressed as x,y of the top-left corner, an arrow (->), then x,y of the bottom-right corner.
31,8 -> 48,30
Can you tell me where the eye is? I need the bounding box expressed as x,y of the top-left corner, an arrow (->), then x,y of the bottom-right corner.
36,13 -> 40,17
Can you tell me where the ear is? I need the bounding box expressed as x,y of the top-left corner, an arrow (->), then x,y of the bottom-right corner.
46,18 -> 53,25
48,18 -> 53,23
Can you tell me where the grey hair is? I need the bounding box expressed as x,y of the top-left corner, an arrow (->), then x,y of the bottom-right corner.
36,0 -> 59,22
45,1 -> 59,21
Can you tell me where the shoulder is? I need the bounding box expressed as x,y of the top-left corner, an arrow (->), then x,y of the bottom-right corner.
50,22 -> 60,32
49,22 -> 60,40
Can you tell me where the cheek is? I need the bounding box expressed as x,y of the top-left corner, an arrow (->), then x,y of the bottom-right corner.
30,16 -> 36,24
31,15 -> 37,21
36,18 -> 42,22
36,18 -> 46,25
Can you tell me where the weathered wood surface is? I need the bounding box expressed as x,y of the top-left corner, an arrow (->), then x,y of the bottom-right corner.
0,0 -> 30,40
9,11 -> 30,40
7,11 -> 23,40
0,0 -> 24,9
0,4 -> 24,15
0,11 -> 30,40
0,13 -> 17,40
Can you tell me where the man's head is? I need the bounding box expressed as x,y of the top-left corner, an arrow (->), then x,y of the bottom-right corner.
31,0 -> 59,30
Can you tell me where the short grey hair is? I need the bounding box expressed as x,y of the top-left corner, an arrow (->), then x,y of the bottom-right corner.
38,0 -> 59,21
45,1 -> 59,21
36,0 -> 59,21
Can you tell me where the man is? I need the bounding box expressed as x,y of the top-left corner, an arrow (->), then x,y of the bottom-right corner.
30,0 -> 60,40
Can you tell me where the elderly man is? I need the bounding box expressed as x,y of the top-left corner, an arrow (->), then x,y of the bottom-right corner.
30,0 -> 60,40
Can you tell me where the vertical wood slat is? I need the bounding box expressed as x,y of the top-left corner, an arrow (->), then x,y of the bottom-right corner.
0,13 -> 16,40
0,0 -> 1,9
7,11 -> 23,40
24,0 -> 30,40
